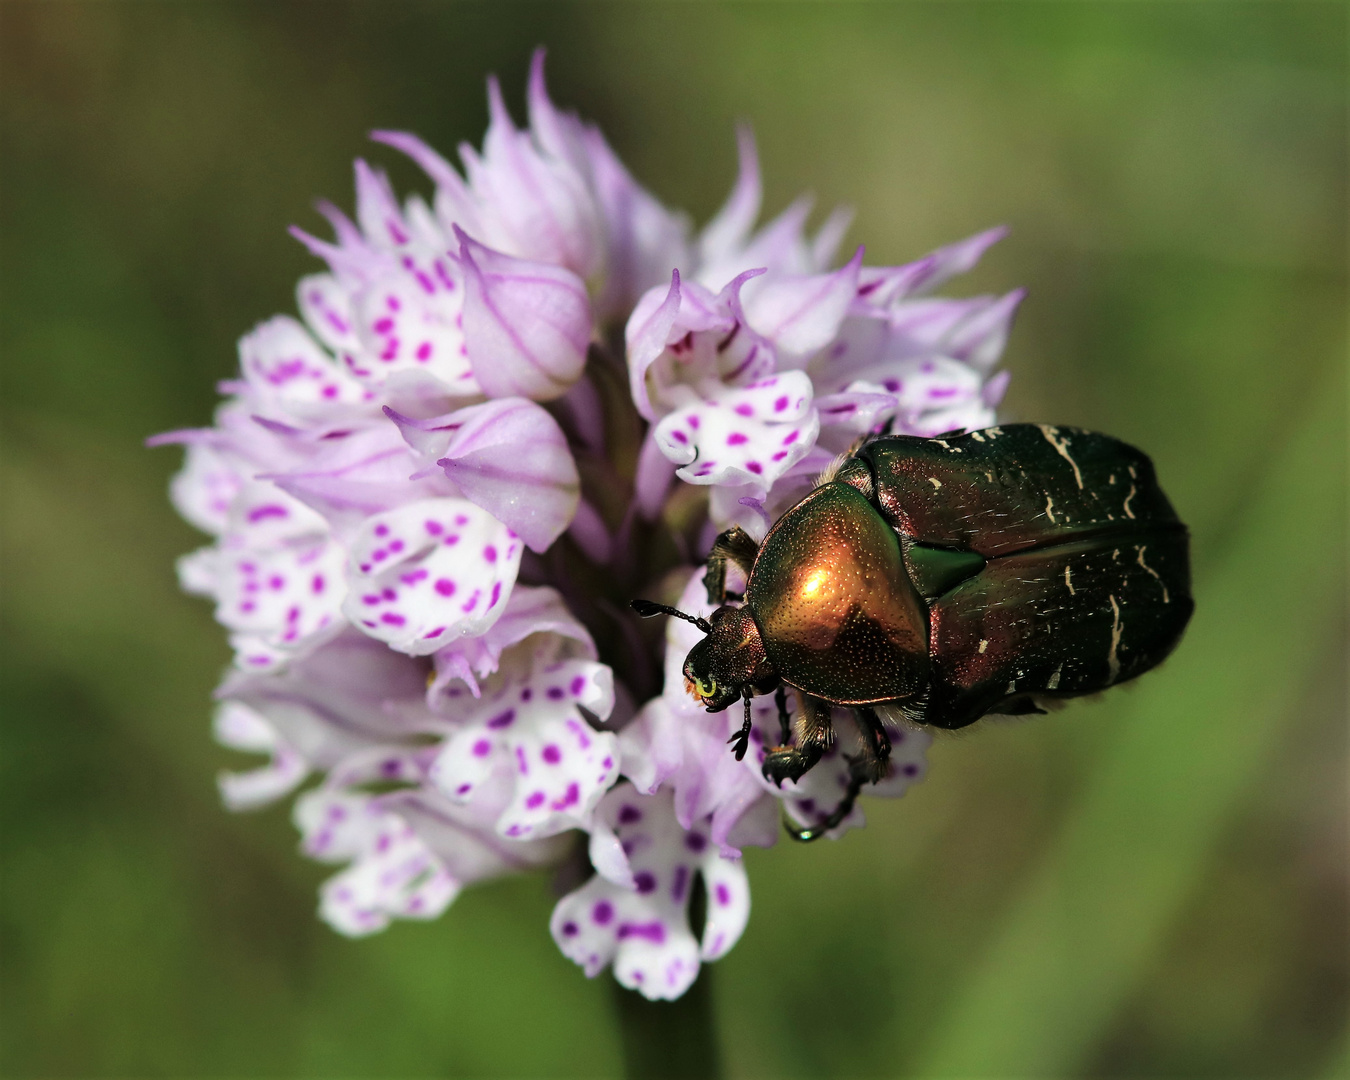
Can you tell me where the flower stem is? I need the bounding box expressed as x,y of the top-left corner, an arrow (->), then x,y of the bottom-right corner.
611,967 -> 723,1080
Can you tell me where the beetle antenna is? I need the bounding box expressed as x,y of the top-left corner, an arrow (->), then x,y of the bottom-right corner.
630,599 -> 712,634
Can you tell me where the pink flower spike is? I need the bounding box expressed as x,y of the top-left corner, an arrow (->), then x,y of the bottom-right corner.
455,228 -> 592,402
155,54 -> 1016,999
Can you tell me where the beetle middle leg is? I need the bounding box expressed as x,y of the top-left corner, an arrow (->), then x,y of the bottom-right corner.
849,707 -> 892,783
782,709 -> 890,842
784,773 -> 866,843
763,693 -> 835,787
702,526 -> 760,605
774,684 -> 791,745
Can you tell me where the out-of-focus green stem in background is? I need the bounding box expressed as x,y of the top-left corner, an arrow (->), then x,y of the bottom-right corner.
2,3 -> 1344,1077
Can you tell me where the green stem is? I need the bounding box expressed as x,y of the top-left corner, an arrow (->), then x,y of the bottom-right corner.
611,967 -> 723,1080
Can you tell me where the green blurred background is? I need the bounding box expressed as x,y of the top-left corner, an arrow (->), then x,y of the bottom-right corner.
2,2 -> 1346,1076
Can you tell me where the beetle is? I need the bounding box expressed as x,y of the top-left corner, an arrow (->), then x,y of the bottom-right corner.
633,423 -> 1193,840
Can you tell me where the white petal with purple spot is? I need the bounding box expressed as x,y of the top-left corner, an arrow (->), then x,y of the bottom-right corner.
195,536 -> 347,670
212,701 -> 309,810
295,789 -> 459,936
654,372 -> 818,488
550,786 -> 751,1000
168,441 -> 245,536
342,497 -> 523,656
296,272 -> 361,355
429,584 -> 593,699
239,315 -> 371,420
350,269 -> 479,394
430,647 -> 617,839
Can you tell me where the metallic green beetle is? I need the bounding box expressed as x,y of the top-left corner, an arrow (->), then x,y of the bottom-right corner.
634,423 -> 1193,840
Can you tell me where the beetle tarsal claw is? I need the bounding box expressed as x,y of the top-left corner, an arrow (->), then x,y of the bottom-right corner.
726,727 -> 751,761
762,745 -> 818,787
726,696 -> 754,761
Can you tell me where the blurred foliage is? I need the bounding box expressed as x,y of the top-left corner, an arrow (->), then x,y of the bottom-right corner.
1,2 -> 1345,1077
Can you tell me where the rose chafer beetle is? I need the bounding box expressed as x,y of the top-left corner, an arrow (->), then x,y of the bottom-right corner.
634,423 -> 1193,840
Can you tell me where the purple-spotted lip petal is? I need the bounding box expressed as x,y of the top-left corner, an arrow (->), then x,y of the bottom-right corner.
549,785 -> 752,998
429,584 -> 595,702
428,636 -> 618,840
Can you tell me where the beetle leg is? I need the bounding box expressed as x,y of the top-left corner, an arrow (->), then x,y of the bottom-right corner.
762,693 -> 834,787
784,774 -> 866,843
702,526 -> 761,605
851,707 -> 892,783
774,684 -> 791,745
726,692 -> 754,761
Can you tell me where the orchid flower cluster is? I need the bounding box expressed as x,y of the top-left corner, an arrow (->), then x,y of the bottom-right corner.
155,53 -> 1020,1000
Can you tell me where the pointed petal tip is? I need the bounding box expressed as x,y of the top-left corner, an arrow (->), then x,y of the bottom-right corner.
734,122 -> 759,165
287,223 -> 324,251
485,74 -> 512,126
529,46 -> 548,86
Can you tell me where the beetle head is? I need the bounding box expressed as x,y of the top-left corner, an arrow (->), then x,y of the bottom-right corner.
629,598 -> 773,713
681,606 -> 770,712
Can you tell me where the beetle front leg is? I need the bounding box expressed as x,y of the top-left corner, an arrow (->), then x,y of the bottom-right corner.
763,693 -> 835,787
726,692 -> 754,761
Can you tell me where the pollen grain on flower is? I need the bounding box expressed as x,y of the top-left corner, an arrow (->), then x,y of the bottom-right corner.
155,47 -> 1014,1001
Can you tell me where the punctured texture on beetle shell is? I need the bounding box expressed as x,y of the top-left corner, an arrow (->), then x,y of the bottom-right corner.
747,481 -> 929,705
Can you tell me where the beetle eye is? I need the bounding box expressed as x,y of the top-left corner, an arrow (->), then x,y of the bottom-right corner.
683,672 -> 719,702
